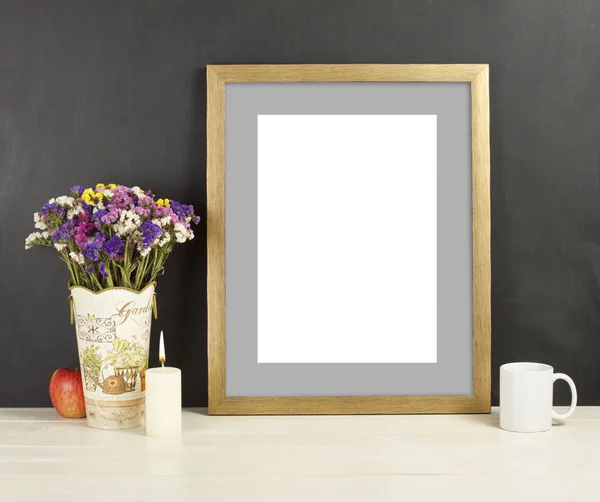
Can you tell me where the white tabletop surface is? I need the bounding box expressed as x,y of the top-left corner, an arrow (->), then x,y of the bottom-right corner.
0,407 -> 597,501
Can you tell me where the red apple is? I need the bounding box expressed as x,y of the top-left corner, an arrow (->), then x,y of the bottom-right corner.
49,368 -> 86,419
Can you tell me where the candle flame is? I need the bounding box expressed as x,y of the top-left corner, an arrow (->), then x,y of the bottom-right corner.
159,330 -> 166,367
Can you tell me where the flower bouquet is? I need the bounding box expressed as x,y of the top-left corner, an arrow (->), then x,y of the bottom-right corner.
27,184 -> 200,429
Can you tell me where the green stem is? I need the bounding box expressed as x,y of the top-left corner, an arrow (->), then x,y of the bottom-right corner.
90,272 -> 103,291
134,253 -> 148,290
106,266 -> 114,288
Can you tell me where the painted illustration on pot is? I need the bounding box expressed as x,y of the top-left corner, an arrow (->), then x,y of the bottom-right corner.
71,284 -> 154,429
79,339 -> 148,395
80,345 -> 102,392
77,315 -> 116,343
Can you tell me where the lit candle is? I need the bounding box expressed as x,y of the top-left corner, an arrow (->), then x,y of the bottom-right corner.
145,331 -> 182,437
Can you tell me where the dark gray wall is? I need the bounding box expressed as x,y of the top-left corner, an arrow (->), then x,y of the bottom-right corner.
1,0 -> 599,407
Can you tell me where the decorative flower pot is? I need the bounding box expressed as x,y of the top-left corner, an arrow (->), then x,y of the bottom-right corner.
71,283 -> 155,430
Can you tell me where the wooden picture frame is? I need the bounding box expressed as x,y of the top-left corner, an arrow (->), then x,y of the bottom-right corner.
207,64 -> 490,415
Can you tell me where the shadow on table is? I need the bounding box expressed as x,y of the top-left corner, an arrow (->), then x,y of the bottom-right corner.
458,410 -> 500,430
186,407 -> 209,416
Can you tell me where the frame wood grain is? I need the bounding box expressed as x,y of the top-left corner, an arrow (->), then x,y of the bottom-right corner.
207,64 -> 491,415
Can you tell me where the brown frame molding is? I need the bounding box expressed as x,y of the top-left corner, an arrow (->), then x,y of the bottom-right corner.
207,64 -> 490,415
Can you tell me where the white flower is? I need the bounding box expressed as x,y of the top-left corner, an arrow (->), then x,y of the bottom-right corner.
48,198 -> 55,204
56,196 -> 75,208
25,233 -> 38,249
139,246 -> 152,257
113,210 -> 142,236
160,217 -> 171,227
103,189 -> 114,198
150,218 -> 172,230
67,204 -> 85,219
54,243 -> 67,251
131,186 -> 144,197
33,212 -> 47,230
174,222 -> 193,243
69,252 -> 85,265
158,233 -> 171,247
93,201 -> 105,212
25,232 -> 46,249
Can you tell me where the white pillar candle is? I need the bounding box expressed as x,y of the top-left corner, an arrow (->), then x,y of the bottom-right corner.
145,367 -> 181,436
145,331 -> 182,437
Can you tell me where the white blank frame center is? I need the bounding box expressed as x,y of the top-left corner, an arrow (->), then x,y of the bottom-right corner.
257,114 -> 437,364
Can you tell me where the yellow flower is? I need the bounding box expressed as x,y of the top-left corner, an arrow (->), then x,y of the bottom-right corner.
95,183 -> 105,189
164,198 -> 170,208
156,199 -> 165,207
107,183 -> 117,190
81,188 -> 96,205
95,192 -> 104,201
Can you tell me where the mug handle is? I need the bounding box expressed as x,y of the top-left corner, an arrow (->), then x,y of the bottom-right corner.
552,373 -> 577,420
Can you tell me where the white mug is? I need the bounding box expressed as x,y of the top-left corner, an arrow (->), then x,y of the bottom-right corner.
499,362 -> 577,433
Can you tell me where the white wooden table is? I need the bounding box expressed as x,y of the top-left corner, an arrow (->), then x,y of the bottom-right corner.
1,407 -> 598,501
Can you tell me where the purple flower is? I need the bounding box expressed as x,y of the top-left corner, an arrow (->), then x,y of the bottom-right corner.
103,235 -> 124,258
99,262 -> 108,278
74,233 -> 88,247
170,201 -> 192,220
138,195 -> 154,206
110,187 -> 134,209
82,241 -> 102,262
139,220 -> 162,248
153,205 -> 171,218
101,208 -> 120,224
95,232 -> 108,242
86,265 -> 95,274
70,185 -> 85,197
168,200 -> 200,225
73,212 -> 95,239
92,210 -> 108,225
55,220 -> 74,241
40,202 -> 66,219
133,206 -> 150,217
40,202 -> 57,216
